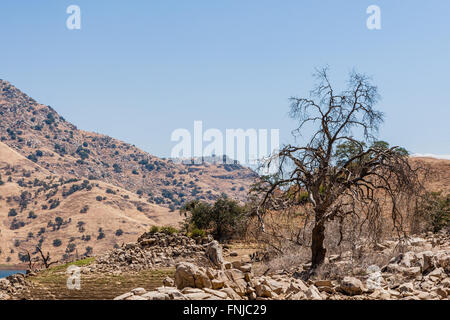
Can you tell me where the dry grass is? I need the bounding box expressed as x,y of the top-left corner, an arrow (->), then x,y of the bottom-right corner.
0,141 -> 180,265
17,258 -> 175,300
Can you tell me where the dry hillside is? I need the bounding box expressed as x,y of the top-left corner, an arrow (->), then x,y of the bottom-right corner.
0,141 -> 183,264
0,79 -> 257,211
0,79 -> 258,265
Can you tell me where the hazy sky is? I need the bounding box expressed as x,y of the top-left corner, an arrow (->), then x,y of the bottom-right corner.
1,1 -> 449,159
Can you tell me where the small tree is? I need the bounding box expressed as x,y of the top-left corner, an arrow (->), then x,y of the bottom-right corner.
415,191 -> 449,233
181,195 -> 247,241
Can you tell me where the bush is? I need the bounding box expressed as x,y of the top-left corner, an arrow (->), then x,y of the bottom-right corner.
27,154 -> 38,163
149,226 -> 159,234
28,211 -> 37,219
97,228 -> 105,240
8,208 -> 17,217
181,195 -> 248,241
190,228 -> 206,238
160,226 -> 178,235
53,239 -> 62,247
414,191 -> 450,233
115,229 -> 123,236
96,196 -> 103,201
66,243 -> 76,253
113,164 -> 122,173
49,199 -> 60,210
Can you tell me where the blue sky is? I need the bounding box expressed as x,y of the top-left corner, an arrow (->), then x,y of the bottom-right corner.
0,1 -> 449,159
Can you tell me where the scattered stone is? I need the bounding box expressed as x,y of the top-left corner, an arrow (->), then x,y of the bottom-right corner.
206,241 -> 224,268
339,277 -> 365,296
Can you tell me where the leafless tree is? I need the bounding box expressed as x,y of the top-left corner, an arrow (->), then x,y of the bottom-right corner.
36,246 -> 58,269
20,248 -> 38,272
252,67 -> 423,271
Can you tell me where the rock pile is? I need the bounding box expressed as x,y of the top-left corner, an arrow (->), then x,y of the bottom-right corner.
0,273 -> 29,300
92,232 -> 213,273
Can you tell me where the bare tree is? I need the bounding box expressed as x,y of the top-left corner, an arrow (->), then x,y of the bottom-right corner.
36,246 -> 58,269
253,67 -> 423,271
19,248 -> 38,272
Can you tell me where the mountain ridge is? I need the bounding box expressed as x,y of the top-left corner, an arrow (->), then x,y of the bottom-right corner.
0,79 -> 257,210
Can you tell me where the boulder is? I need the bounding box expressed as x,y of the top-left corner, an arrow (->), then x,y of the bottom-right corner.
163,276 -> 175,287
175,262 -> 197,288
427,267 -> 445,281
114,292 -> 134,300
225,269 -> 245,282
264,278 -> 284,295
420,251 -> 435,272
141,292 -> 169,300
255,283 -> 273,298
398,282 -> 415,293
184,292 -> 212,300
339,277 -> 365,296
221,287 -> 242,300
315,280 -> 332,287
175,262 -> 211,289
403,267 -> 421,278
194,270 -> 212,289
203,287 -> 228,299
211,279 -> 225,290
206,241 -> 224,268
131,288 -> 146,295
305,285 -> 322,300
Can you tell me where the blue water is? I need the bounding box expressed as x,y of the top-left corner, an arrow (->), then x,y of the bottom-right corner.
0,270 -> 26,279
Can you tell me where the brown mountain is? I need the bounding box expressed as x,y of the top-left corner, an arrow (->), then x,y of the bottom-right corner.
0,140 -> 180,264
0,79 -> 257,264
0,79 -> 257,209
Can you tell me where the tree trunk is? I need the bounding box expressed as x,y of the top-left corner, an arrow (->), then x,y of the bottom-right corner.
311,222 -> 326,269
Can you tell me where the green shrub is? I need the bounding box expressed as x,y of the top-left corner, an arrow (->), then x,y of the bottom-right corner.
415,191 -> 449,233
53,239 -> 62,247
190,228 -> 206,238
181,195 -> 248,241
160,226 -> 178,235
149,226 -> 159,234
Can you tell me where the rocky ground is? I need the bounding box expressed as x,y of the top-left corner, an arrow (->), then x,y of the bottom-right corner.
113,232 -> 450,301
1,231 -> 449,300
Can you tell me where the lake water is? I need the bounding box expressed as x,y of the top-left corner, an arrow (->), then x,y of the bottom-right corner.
0,270 -> 26,279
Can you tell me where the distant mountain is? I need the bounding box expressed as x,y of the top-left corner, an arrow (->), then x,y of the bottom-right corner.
0,79 -> 257,265
0,80 -> 257,210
